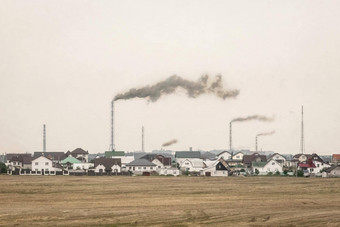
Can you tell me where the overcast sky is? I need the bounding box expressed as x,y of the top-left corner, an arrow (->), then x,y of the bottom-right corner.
1,0 -> 340,155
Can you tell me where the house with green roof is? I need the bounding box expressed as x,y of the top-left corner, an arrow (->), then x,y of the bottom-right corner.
61,156 -> 81,169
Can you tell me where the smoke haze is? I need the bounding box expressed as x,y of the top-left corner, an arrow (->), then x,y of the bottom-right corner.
231,115 -> 274,123
256,130 -> 276,137
162,139 -> 178,147
114,75 -> 239,102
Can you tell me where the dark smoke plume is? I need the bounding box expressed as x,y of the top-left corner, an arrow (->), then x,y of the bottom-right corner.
231,115 -> 274,123
114,75 -> 239,102
256,130 -> 275,137
162,139 -> 178,147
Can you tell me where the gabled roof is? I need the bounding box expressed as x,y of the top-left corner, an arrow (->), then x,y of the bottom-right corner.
8,154 -> 33,165
33,152 -> 66,161
216,151 -> 231,157
324,165 -> 340,173
175,151 -> 201,159
232,151 -> 243,157
32,155 -> 53,162
242,153 -> 267,165
267,153 -> 286,161
70,148 -> 88,154
94,158 -> 121,169
332,154 -> 340,161
126,159 -> 156,167
61,156 -> 81,164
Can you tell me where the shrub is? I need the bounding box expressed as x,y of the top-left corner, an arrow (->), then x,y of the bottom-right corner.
254,169 -> 259,175
240,169 -> 245,172
283,170 -> 288,175
0,162 -> 6,174
275,171 -> 280,175
296,170 -> 304,177
267,172 -> 273,176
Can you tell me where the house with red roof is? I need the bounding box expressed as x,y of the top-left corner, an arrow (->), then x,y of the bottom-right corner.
296,153 -> 330,175
332,154 -> 340,164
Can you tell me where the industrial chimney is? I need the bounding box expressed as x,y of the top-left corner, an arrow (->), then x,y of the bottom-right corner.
110,100 -> 115,151
229,122 -> 233,160
43,124 -> 46,153
142,126 -> 145,152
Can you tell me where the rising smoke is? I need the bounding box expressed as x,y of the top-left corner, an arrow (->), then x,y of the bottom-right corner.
231,115 -> 274,123
162,139 -> 178,147
114,75 -> 239,102
256,130 -> 276,137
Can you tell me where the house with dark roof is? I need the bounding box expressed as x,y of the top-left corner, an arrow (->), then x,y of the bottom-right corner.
242,153 -> 267,169
322,165 -> 340,178
66,148 -> 89,162
175,151 -> 204,172
6,153 -> 32,171
94,157 -> 121,173
295,153 -> 330,175
140,154 -> 172,169
126,159 -> 157,175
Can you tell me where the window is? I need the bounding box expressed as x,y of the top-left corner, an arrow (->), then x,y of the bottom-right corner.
317,164 -> 320,167
45,162 -> 49,166
150,167 -> 153,170
158,166 -> 161,168
272,162 -> 275,165
143,167 -> 146,169
138,167 -> 141,169
35,162 -> 38,165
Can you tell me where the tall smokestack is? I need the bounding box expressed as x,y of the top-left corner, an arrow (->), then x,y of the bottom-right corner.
43,124 -> 46,153
300,105 -> 304,154
229,122 -> 233,159
142,126 -> 145,152
255,135 -> 258,152
110,100 -> 115,151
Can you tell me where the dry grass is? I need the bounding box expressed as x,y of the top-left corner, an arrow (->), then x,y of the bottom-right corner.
0,175 -> 340,226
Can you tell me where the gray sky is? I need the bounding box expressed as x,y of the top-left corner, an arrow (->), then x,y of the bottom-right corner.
1,0 -> 340,155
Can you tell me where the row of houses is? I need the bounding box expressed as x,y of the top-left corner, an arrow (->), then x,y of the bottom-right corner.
3,148 -> 340,177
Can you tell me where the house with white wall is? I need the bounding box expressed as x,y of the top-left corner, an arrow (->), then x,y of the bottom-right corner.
252,159 -> 283,175
216,151 -> 231,161
296,153 -> 330,174
322,165 -> 340,178
159,168 -> 180,176
175,151 -> 203,172
126,159 -> 157,175
73,162 -> 94,170
94,158 -> 121,173
201,158 -> 230,177
31,156 -> 56,174
267,153 -> 286,166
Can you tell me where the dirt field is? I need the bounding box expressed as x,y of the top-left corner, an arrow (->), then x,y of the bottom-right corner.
0,176 -> 340,226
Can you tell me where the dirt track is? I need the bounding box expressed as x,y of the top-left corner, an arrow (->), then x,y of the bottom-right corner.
0,175 -> 340,226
